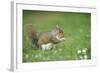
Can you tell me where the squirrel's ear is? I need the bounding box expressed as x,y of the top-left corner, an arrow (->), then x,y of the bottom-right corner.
56,24 -> 59,28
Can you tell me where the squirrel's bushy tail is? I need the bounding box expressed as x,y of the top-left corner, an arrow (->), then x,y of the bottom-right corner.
25,24 -> 38,47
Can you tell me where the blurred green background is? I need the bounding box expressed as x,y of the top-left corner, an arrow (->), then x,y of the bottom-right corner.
23,10 -> 91,62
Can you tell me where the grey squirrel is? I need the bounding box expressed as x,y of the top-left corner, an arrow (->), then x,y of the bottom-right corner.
26,24 -> 65,50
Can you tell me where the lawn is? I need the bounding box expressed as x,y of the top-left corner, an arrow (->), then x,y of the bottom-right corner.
23,10 -> 91,62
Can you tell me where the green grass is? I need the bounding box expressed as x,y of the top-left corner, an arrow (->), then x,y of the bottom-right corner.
23,10 -> 91,62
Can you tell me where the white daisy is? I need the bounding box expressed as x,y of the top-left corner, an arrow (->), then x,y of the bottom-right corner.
84,55 -> 88,59
77,50 -> 81,54
82,49 -> 87,53
82,48 -> 87,53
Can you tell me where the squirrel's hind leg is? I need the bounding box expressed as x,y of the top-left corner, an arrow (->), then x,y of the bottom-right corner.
41,43 -> 53,50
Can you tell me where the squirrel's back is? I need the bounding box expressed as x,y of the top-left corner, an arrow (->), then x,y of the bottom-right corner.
37,25 -> 65,48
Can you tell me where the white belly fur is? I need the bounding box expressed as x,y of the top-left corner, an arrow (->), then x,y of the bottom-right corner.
41,43 -> 53,50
